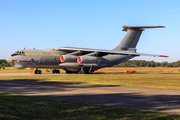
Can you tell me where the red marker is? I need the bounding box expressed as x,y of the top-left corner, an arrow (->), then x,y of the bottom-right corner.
158,55 -> 168,57
60,56 -> 65,62
77,56 -> 82,63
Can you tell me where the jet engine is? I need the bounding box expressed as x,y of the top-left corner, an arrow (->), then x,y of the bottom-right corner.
60,55 -> 78,62
77,56 -> 101,64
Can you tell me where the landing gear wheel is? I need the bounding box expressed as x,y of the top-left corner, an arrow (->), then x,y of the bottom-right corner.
57,70 -> 60,74
38,70 -> 42,74
73,71 -> 78,74
52,70 -> 60,74
34,70 -> 42,74
66,70 -> 72,74
84,70 -> 89,74
78,70 -> 84,74
35,70 -> 38,74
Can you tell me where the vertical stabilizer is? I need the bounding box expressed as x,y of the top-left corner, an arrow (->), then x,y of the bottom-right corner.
114,25 -> 165,51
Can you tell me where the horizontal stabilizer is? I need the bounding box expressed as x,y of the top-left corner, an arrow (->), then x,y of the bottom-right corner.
122,25 -> 165,31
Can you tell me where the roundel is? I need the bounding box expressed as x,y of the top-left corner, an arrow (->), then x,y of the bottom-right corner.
77,56 -> 82,63
60,55 -> 65,62
129,37 -> 132,42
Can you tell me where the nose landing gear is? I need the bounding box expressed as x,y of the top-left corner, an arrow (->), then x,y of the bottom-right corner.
34,69 -> 42,74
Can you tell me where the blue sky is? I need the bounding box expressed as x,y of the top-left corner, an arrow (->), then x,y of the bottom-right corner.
0,0 -> 180,62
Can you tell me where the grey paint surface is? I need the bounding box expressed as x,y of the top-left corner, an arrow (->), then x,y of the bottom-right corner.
0,79 -> 180,115
6,25 -> 167,73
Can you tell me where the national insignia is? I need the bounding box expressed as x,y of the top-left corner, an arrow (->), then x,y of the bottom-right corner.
129,37 -> 132,42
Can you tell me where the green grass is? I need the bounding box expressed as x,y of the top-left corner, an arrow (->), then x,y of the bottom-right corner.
0,69 -> 31,73
1,74 -> 180,90
0,69 -> 66,73
0,92 -> 179,120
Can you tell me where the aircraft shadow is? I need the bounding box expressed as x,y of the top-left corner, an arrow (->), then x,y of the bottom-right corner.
0,80 -> 180,115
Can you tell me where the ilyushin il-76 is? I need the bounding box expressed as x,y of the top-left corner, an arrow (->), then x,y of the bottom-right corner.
6,25 -> 168,74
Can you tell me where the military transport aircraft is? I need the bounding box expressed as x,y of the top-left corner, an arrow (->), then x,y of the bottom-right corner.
6,25 -> 168,74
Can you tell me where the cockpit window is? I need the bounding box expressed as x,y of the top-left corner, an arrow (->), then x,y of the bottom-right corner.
15,51 -> 19,54
11,51 -> 25,56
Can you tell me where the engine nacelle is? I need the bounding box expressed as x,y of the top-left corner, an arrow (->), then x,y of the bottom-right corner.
60,55 -> 78,62
77,56 -> 101,64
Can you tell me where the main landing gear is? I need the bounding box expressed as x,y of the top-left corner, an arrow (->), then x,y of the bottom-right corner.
65,66 -> 94,74
78,70 -> 90,74
34,69 -> 60,74
52,70 -> 60,74
66,70 -> 78,74
78,66 -> 93,74
34,69 -> 42,74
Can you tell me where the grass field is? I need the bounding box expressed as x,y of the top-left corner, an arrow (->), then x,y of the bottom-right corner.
1,67 -> 180,119
0,68 -> 66,73
1,67 -> 180,73
1,73 -> 180,90
98,67 -> 180,73
1,92 -> 180,120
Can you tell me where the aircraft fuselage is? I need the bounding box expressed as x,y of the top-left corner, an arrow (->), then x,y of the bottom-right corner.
6,48 -> 134,73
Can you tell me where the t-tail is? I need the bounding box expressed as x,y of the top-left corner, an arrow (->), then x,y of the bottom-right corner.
114,25 -> 165,52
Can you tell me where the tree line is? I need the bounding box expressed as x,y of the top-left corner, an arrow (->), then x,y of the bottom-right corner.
1,59 -> 180,67
114,60 -> 180,67
0,59 -> 11,67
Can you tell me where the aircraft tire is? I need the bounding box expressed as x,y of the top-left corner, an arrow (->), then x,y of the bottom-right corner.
78,70 -> 84,74
84,70 -> 89,74
35,70 -> 42,74
34,70 -> 38,74
56,70 -> 60,74
66,70 -> 72,74
38,70 -> 42,74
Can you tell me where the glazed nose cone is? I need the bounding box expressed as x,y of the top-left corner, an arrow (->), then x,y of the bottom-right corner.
6,56 -> 13,66
6,56 -> 12,63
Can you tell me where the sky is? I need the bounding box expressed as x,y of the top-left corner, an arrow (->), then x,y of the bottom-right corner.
0,0 -> 180,62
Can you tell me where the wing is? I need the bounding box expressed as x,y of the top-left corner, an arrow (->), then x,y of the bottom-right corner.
54,47 -> 168,57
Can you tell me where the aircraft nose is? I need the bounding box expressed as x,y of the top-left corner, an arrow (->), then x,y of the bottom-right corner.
6,56 -> 12,64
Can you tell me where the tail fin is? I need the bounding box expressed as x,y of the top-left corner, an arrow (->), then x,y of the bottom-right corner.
114,25 -> 165,51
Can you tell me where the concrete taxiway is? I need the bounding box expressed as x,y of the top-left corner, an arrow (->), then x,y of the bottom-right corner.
0,78 -> 180,115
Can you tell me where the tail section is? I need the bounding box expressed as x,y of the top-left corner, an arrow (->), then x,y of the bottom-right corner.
114,25 -> 165,51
